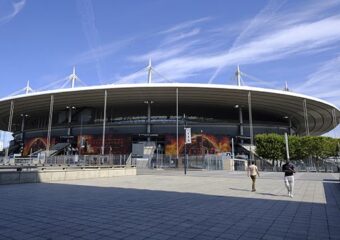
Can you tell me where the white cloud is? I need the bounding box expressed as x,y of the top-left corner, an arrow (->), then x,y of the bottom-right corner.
231,0 -> 286,48
158,17 -> 211,35
209,0 -> 286,83
129,41 -> 194,63
162,28 -> 200,45
74,38 -> 133,64
119,16 -> 340,85
295,55 -> 340,106
0,0 -> 26,24
76,0 -> 104,83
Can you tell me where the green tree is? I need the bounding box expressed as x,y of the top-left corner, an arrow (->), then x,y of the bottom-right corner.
287,135 -> 302,161
255,134 -> 284,166
300,136 -> 337,171
255,134 -> 339,170
298,136 -> 314,161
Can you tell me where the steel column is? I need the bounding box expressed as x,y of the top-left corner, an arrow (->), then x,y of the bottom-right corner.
46,95 -> 54,152
5,100 -> 14,159
176,88 -> 179,161
303,99 -> 310,136
248,92 -> 254,162
101,90 -> 107,155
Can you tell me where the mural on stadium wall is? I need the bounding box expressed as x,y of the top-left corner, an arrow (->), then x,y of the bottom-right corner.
165,134 -> 231,155
23,135 -> 132,156
23,134 -> 229,156
77,135 -> 132,155
23,137 -> 55,156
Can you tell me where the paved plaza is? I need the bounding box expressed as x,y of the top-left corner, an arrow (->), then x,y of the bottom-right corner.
0,170 -> 339,240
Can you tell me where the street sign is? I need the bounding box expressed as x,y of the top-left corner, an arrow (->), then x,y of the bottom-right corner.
185,128 -> 191,144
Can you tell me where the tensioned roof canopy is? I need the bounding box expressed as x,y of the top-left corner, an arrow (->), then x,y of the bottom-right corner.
0,83 -> 338,135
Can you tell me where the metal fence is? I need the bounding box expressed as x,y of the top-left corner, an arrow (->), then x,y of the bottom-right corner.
258,159 -> 340,173
2,154 -> 339,173
145,154 -> 225,170
0,154 -> 131,166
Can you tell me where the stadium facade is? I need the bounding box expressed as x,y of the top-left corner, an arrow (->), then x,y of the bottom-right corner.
0,77 -> 339,158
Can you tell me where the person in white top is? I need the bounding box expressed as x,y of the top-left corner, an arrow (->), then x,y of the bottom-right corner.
247,161 -> 260,192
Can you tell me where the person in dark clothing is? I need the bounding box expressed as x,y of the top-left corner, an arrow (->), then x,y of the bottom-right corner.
282,161 -> 296,198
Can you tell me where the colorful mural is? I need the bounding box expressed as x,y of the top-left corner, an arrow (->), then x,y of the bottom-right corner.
77,135 -> 132,155
23,137 -> 52,156
165,134 -> 231,155
23,134 -> 229,156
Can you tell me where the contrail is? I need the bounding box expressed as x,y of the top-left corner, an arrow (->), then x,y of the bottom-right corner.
76,0 -> 105,84
208,0 -> 285,84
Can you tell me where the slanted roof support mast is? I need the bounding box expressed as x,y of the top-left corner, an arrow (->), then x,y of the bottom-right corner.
284,81 -> 289,91
25,80 -> 33,94
69,66 -> 77,88
236,65 -> 241,86
147,59 -> 152,84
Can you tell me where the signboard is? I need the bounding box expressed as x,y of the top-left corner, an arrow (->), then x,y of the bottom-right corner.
185,128 -> 191,144
60,136 -> 74,139
138,133 -> 159,137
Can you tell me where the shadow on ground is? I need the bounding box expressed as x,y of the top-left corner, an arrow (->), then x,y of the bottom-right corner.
0,180 -> 339,240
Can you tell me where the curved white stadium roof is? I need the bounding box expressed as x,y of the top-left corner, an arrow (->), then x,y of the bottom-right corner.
0,83 -> 339,135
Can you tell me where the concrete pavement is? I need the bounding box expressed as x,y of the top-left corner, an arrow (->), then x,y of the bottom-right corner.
0,170 -> 339,240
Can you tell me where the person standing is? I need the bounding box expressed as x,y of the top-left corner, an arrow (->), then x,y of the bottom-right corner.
247,161 -> 260,192
282,161 -> 296,198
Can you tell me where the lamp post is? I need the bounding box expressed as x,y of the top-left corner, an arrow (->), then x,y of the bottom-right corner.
184,114 -> 187,175
234,104 -> 244,143
183,114 -> 191,175
66,106 -> 76,143
200,129 -> 204,156
248,92 -> 254,163
144,100 -> 154,142
284,132 -> 290,163
66,106 -> 76,135
20,113 -> 29,156
283,115 -> 292,135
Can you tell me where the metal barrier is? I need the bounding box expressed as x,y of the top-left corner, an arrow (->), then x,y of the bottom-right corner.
146,154 -> 225,170
2,154 -> 338,173
0,154 -> 131,167
259,159 -> 340,172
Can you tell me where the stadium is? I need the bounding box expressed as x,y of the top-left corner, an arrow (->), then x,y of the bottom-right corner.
0,67 -> 339,165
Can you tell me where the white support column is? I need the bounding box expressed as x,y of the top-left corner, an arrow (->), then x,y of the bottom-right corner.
303,99 -> 310,136
147,59 -> 152,84
25,80 -> 32,94
285,132 -> 290,162
46,95 -> 54,152
101,90 -> 107,155
239,107 -> 243,137
248,92 -> 254,161
147,101 -> 151,142
69,66 -> 77,88
332,108 -> 337,128
5,100 -> 14,159
67,108 -> 72,136
231,138 -> 235,159
236,65 -> 241,86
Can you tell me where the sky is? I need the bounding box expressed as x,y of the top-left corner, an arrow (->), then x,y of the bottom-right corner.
0,0 -> 340,143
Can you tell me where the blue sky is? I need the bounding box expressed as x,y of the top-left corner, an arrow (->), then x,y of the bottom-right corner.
0,0 -> 340,139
